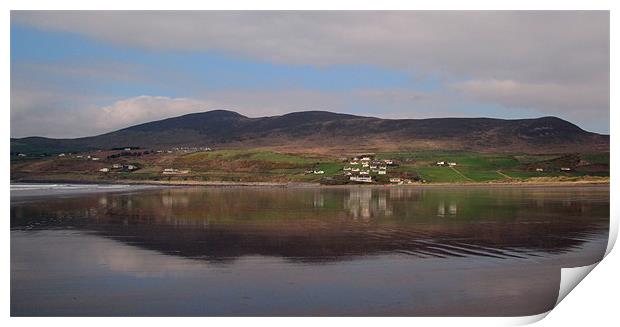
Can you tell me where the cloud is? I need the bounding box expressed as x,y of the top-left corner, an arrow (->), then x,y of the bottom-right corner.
452,79 -> 609,113
10,11 -> 610,135
12,11 -> 609,84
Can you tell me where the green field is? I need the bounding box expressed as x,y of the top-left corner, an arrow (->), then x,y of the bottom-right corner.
376,150 -> 608,183
11,148 -> 609,184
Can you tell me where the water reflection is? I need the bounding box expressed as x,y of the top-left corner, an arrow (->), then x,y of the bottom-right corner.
10,185 -> 610,316
10,186 -> 609,263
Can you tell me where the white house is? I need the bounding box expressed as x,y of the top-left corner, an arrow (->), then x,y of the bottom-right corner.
350,161 -> 359,165
343,167 -> 352,171
58,153 -> 65,157
535,168 -> 544,172
436,161 -> 445,166
378,170 -> 387,175
314,170 -> 325,174
560,167 -> 572,171
352,168 -> 360,172
112,163 -> 122,169
448,162 -> 457,166
384,160 -> 394,165
370,165 -> 377,169
360,171 -> 369,175
389,178 -> 402,183
350,176 -> 372,183
126,165 -> 137,170
99,168 -> 110,173
91,157 -> 100,161
361,157 -> 371,161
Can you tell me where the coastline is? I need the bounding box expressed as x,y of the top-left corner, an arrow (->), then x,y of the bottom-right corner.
11,177 -> 610,189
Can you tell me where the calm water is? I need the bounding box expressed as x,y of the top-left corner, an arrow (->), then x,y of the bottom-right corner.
10,184 -> 609,316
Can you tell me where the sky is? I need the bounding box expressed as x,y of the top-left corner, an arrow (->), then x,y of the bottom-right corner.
10,11 -> 610,138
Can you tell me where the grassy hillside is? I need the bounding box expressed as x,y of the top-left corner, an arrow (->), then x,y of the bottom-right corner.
10,148 -> 609,184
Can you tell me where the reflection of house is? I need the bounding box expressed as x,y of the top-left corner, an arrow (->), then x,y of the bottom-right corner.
437,201 -> 458,217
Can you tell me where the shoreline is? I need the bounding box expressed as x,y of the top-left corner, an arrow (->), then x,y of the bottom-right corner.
11,178 -> 610,189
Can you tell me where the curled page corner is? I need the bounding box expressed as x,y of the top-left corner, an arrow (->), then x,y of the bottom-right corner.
555,262 -> 599,306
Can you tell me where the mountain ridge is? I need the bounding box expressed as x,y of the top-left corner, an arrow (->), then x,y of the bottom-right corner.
11,110 -> 609,155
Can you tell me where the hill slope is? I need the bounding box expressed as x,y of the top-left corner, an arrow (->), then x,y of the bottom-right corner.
11,110 -> 609,154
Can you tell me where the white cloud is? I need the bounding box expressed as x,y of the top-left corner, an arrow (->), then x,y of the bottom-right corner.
452,79 -> 609,114
12,11 -> 609,84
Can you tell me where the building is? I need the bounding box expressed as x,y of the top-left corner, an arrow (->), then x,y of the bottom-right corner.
112,164 -> 122,169
560,167 -> 572,171
378,170 -> 387,175
536,168 -> 544,172
58,153 -> 65,157
448,162 -> 457,166
99,168 -> 109,173
436,161 -> 445,166
350,176 -> 372,183
313,170 -> 325,174
126,165 -> 137,170
91,157 -> 100,161
389,178 -> 402,183
352,168 -> 360,172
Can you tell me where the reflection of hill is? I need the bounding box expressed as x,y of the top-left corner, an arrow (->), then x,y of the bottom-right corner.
11,187 -> 609,263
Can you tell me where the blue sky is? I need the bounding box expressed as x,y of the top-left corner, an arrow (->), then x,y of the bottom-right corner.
10,11 -> 609,137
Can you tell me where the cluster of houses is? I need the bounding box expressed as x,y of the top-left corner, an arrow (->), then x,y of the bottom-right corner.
436,161 -> 457,167
156,146 -> 212,154
534,167 -> 572,172
343,156 -> 396,183
98,163 -> 138,173
76,155 -> 101,161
